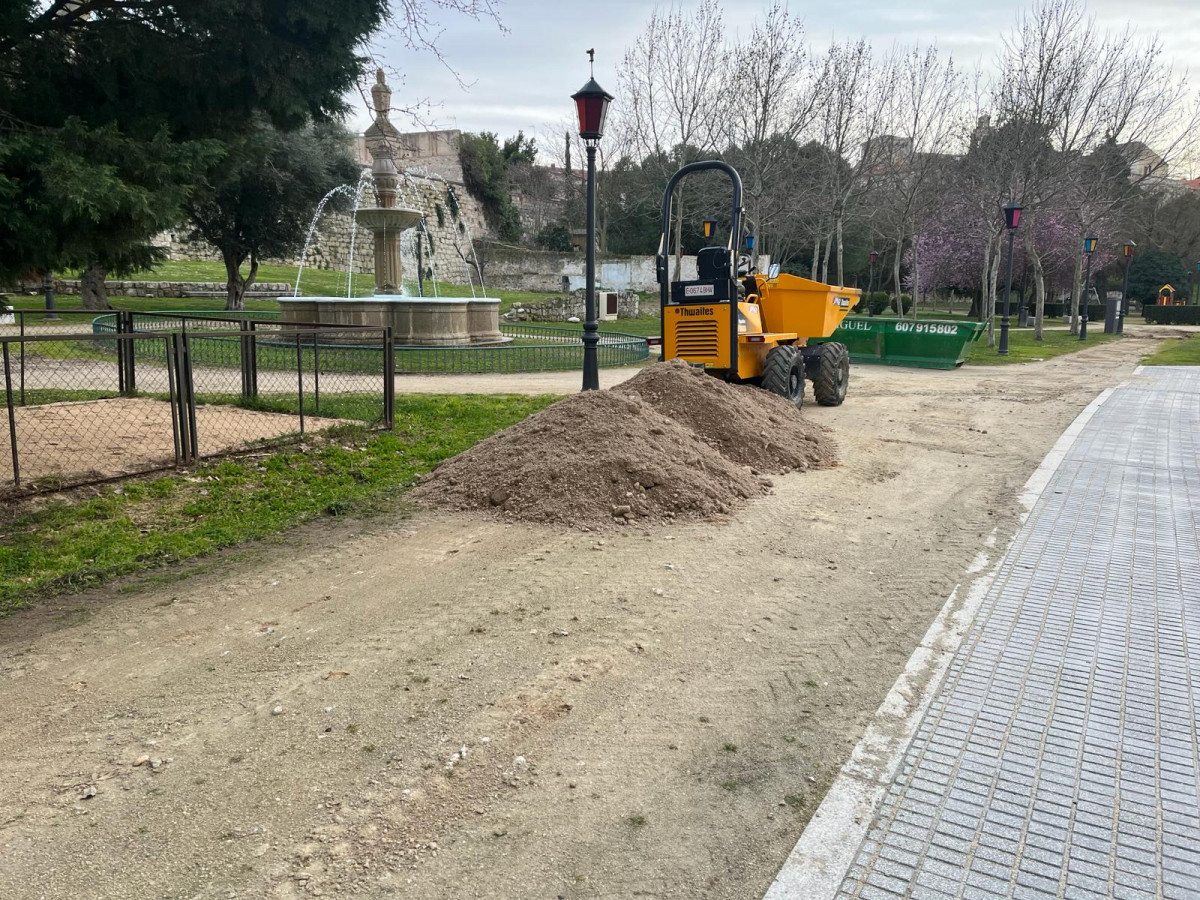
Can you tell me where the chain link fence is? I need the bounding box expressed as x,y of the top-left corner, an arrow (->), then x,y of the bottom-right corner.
2,324 -> 393,496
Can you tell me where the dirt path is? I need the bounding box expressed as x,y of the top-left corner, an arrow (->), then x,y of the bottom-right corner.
1,397 -> 346,484
0,338 -> 1160,899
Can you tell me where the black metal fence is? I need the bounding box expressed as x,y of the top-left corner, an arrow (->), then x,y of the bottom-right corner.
391,324 -> 649,374
1,325 -> 394,495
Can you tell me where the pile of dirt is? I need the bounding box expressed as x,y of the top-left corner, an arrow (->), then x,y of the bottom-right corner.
412,390 -> 768,528
614,358 -> 836,474
413,360 -> 837,528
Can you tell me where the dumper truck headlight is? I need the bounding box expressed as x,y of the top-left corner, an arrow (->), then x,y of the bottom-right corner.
737,311 -> 748,333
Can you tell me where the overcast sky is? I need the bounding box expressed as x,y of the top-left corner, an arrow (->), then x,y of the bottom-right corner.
351,0 -> 1200,163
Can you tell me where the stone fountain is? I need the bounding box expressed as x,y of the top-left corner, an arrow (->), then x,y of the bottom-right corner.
279,70 -> 502,346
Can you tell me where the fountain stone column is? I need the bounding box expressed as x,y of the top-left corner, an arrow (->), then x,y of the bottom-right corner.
364,148 -> 408,294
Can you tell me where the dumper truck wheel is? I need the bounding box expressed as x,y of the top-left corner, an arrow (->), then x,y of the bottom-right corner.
762,345 -> 804,409
812,342 -> 849,406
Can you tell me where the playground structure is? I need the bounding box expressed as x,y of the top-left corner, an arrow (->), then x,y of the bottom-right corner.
1157,284 -> 1186,306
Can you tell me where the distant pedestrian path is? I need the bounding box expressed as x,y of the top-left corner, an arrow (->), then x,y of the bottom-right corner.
779,365 -> 1200,900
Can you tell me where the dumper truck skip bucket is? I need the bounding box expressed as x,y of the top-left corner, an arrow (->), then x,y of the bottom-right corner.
750,273 -> 860,338
810,317 -> 987,369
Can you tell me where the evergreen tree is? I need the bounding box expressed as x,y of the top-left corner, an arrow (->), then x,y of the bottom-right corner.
185,119 -> 360,310
0,1 -> 388,302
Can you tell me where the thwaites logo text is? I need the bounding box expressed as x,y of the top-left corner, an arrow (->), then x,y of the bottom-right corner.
679,307 -> 715,316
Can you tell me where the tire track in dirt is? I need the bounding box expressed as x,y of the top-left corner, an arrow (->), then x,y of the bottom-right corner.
0,338 -> 1162,899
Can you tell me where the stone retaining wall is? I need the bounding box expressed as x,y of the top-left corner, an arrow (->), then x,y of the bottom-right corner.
43,279 -> 293,298
480,244 -> 771,294
503,290 -> 643,323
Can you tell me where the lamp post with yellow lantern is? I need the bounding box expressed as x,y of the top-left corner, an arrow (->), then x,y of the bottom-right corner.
1079,236 -> 1097,341
1117,242 -> 1135,334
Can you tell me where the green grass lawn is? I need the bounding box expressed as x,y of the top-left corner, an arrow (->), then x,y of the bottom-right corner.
124,260 -> 371,297
1141,335 -> 1200,366
5,294 -> 281,315
965,328 -> 1121,365
4,260 -> 564,311
537,316 -> 663,338
129,261 -> 564,312
5,262 -> 660,334
0,393 -> 556,615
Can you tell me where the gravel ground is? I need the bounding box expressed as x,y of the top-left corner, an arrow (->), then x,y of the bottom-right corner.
0,335 -> 1160,899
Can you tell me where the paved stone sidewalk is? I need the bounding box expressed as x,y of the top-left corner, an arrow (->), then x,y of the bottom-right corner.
836,367 -> 1200,899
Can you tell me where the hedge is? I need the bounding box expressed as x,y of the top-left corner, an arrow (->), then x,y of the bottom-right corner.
1142,305 -> 1200,325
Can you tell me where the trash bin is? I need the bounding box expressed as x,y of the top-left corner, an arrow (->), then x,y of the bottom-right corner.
810,317 -> 988,369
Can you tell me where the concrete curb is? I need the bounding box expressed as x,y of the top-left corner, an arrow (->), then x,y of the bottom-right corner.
762,387 -> 1117,900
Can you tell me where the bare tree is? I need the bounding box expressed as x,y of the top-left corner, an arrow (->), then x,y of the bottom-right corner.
616,0 -> 726,276
875,44 -> 965,317
993,0 -> 1199,336
811,38 -> 895,287
723,2 -> 819,268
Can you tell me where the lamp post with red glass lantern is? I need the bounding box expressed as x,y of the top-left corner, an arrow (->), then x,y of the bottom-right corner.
571,51 -> 613,391
999,202 -> 1023,355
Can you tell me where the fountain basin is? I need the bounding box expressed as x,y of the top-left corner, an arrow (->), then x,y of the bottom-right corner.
279,296 -> 507,347
354,207 -> 423,232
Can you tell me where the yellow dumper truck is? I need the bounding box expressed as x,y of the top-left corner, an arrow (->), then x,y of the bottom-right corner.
657,161 -> 860,407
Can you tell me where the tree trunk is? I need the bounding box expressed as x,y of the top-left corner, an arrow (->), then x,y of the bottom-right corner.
986,235 -> 1001,346
672,195 -> 685,282
820,233 -> 831,284
810,232 -> 820,280
1025,221 -> 1047,341
750,199 -> 761,270
1068,242 -> 1083,335
980,239 -> 992,331
892,241 -> 903,317
79,261 -> 111,310
224,252 -> 257,311
835,215 -> 844,287
910,236 -> 921,320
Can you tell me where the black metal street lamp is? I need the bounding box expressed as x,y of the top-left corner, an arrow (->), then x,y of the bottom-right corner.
571,51 -> 613,392
1079,236 -> 1098,341
999,202 -> 1023,355
1118,242 -> 1135,334
867,251 -> 878,317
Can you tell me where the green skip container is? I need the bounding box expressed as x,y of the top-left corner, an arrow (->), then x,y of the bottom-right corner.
810,316 -> 988,370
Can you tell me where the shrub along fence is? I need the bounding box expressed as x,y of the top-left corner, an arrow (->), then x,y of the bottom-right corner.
1142,305 -> 1200,325
1037,302 -> 1110,320
1,324 -> 394,495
